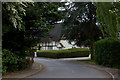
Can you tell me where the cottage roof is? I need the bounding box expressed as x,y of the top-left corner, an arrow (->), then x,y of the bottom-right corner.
41,24 -> 63,42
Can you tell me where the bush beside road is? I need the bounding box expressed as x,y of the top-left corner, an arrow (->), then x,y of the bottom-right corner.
94,37 -> 120,69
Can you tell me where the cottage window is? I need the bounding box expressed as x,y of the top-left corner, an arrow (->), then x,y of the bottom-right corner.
48,47 -> 53,50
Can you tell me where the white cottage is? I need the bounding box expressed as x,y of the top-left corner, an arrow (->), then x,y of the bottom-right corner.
37,24 -> 79,50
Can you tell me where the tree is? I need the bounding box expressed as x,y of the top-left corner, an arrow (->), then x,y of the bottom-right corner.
2,2 -> 66,73
96,2 -> 120,38
22,2 -> 65,49
2,2 -> 65,56
62,2 -> 102,59
2,2 -> 29,32
2,2 -> 31,56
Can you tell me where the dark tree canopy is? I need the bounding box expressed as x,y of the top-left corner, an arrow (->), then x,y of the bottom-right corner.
63,2 -> 102,46
2,2 -> 65,56
62,2 -> 102,59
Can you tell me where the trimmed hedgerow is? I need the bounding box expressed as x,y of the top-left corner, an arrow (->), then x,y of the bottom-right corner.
37,48 -> 90,59
94,37 -> 120,68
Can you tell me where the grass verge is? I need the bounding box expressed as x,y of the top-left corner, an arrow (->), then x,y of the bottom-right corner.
78,59 -> 120,70
78,59 -> 96,65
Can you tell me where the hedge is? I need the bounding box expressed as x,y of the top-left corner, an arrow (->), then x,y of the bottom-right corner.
94,37 -> 120,68
37,48 -> 90,59
2,49 -> 29,75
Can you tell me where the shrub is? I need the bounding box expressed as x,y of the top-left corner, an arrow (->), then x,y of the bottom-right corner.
37,48 -> 90,59
2,49 -> 29,75
94,37 -> 120,67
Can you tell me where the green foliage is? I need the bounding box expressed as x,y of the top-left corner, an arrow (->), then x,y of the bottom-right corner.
37,48 -> 90,59
3,2 -> 65,55
63,2 -> 102,45
96,2 -> 120,38
62,24 -> 102,46
94,37 -> 120,68
2,2 -> 65,59
3,29 -> 29,57
78,59 -> 96,65
2,2 -> 30,30
62,2 -> 102,59
2,2 -> 65,74
2,49 -> 29,75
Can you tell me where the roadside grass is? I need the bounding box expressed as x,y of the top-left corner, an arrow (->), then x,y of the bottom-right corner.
78,59 -> 96,65
113,65 -> 120,69
34,62 -> 41,66
78,59 -> 120,70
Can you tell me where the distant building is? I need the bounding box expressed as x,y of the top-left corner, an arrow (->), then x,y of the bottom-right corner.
37,24 -> 79,50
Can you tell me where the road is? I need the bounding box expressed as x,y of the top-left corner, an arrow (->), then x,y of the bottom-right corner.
28,58 -> 111,79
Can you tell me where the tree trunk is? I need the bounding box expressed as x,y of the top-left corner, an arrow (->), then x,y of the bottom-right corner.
28,49 -> 34,66
90,38 -> 94,60
88,2 -> 95,60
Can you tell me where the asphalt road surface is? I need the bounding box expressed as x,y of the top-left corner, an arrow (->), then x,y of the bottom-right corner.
28,58 -> 111,79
